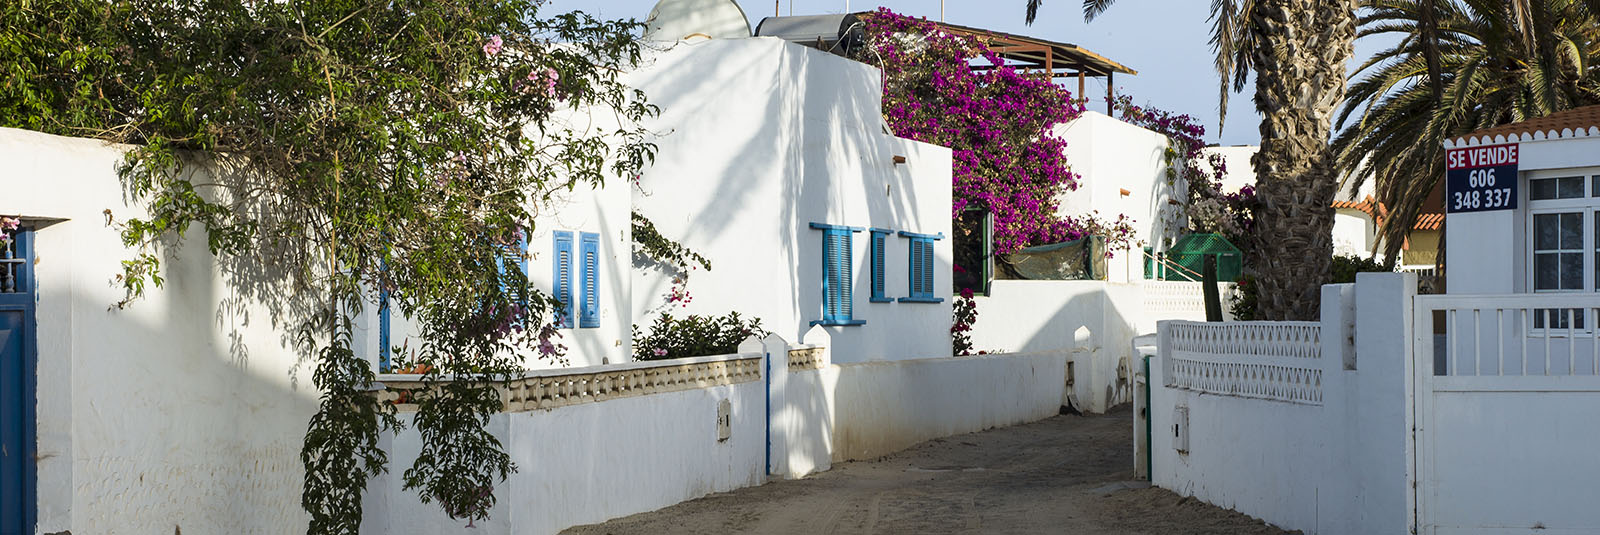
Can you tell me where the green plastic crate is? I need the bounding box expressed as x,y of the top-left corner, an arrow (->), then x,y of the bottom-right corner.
1164,233 -> 1242,282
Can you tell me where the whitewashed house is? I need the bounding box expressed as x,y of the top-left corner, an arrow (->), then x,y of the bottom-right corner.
626,37 -> 954,363
0,128 -> 321,534
367,40 -> 954,370
1441,105 -> 1600,296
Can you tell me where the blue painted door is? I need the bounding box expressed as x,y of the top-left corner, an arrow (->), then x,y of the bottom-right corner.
0,228 -> 35,535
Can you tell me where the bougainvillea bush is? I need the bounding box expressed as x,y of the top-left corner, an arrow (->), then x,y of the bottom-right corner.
1112,95 -> 1256,245
854,9 -> 1132,254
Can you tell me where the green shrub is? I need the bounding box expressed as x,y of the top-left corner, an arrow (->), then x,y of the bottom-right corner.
1331,253 -> 1388,283
633,312 -> 771,361
1229,275 -> 1257,321
1230,255 -> 1389,321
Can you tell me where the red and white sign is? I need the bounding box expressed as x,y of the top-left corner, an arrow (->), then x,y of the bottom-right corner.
1445,143 -> 1519,213
1446,143 -> 1518,170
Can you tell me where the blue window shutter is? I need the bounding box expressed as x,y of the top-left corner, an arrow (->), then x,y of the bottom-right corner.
809,223 -> 866,325
869,230 -> 890,302
579,232 -> 600,328
822,228 -> 855,322
553,231 -> 574,328
915,239 -> 926,296
378,281 -> 391,372
897,231 -> 944,303
919,238 -> 934,297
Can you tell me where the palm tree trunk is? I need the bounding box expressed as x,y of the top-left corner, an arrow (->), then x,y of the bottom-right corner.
1247,0 -> 1357,320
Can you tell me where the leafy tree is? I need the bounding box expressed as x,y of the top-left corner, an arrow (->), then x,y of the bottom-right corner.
2,0 -> 655,532
1029,0 -> 1359,320
1333,0 -> 1600,264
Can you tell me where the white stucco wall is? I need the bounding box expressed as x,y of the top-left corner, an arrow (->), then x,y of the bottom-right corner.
1201,145 -> 1259,195
627,38 -> 954,362
1443,134 -> 1600,294
363,355 -> 766,535
1,127 -> 317,534
363,334 -> 1075,534
826,348 -> 1068,462
1150,274 -> 1413,534
762,327 -> 1067,471
1056,112 -> 1179,281
356,121 -> 635,371
1332,208 -> 1376,257
967,280 -> 1233,413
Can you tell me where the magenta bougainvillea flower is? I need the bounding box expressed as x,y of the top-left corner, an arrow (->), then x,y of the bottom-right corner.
858,9 -> 1138,253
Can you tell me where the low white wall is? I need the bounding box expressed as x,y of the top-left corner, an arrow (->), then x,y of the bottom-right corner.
970,279 -> 1233,413
1150,346 -> 1342,532
766,328 -> 1068,477
1150,275 -> 1413,534
827,348 -> 1067,462
364,354 -> 766,535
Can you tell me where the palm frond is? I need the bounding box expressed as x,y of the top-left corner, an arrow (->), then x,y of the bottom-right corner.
1336,0 -> 1600,263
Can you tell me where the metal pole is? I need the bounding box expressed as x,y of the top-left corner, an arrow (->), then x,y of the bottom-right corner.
1106,72 -> 1115,114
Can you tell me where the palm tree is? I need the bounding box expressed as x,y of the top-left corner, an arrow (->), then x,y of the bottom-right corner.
1333,0 -> 1600,266
1029,0 -> 1358,320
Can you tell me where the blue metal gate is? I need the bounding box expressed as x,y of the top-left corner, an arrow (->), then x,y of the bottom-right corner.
1,228 -> 35,535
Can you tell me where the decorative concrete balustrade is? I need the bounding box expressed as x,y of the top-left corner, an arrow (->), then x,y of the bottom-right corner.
1161,321 -> 1323,405
1140,280 -> 1238,322
376,353 -> 763,413
786,346 -> 825,371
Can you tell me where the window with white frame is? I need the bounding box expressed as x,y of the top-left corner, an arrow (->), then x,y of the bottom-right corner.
1525,169 -> 1600,328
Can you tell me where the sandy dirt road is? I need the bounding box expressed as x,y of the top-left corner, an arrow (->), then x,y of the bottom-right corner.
565,407 -> 1292,534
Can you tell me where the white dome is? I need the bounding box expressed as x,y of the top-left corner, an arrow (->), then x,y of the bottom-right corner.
644,0 -> 752,41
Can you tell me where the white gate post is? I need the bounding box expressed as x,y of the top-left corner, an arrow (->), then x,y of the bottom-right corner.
1352,272 -> 1417,535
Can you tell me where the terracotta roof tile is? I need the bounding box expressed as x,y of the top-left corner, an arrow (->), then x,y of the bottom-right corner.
1331,199 -> 1375,211
1449,105 -> 1600,146
1331,195 -> 1444,230
1414,213 -> 1444,231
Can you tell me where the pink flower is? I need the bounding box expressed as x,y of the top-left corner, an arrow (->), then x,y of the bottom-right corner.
483,35 -> 503,57
542,67 -> 559,98
653,348 -> 668,357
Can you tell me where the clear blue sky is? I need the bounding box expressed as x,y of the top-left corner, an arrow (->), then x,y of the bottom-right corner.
544,0 -> 1394,147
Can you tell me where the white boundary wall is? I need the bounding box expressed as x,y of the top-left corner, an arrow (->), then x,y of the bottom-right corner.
971,279 -> 1233,413
1150,274 -> 1414,534
363,330 -> 1069,533
363,354 -> 767,535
